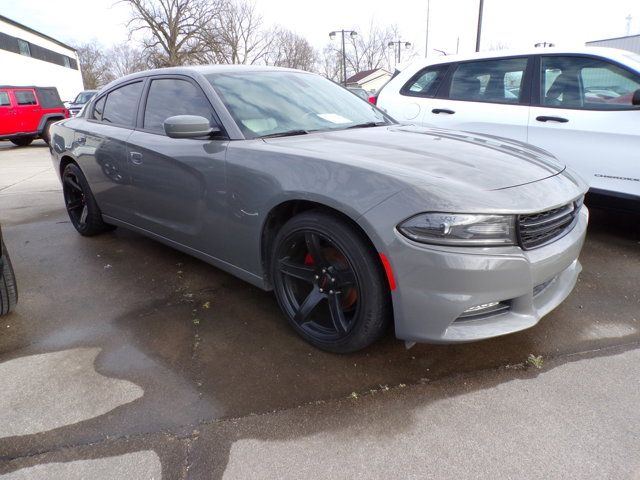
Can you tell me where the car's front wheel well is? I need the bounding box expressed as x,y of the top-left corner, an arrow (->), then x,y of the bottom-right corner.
261,200 -> 389,291
59,155 -> 77,178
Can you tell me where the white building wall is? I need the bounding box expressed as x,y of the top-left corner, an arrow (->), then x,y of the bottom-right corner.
0,18 -> 84,101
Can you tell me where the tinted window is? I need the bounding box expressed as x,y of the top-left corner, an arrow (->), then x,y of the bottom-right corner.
92,96 -> 106,121
17,39 -> 30,57
102,82 -> 143,126
541,56 -> 640,110
15,90 -> 37,105
449,57 -> 527,104
0,92 -> 10,106
401,65 -> 448,97
143,78 -> 214,133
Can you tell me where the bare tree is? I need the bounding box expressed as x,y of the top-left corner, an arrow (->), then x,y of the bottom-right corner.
318,45 -> 342,82
75,41 -> 115,89
122,0 -> 219,66
265,28 -> 317,71
107,43 -> 147,78
201,0 -> 272,65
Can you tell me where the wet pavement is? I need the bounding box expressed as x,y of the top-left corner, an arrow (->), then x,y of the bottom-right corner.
0,140 -> 638,479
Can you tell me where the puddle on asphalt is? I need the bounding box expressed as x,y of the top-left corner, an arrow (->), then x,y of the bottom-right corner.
0,348 -> 143,438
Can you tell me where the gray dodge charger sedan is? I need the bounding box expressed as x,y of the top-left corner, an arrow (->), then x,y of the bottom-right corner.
49,65 -> 589,353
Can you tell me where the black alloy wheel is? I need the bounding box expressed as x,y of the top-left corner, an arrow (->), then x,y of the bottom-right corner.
62,163 -> 114,236
271,211 -> 390,353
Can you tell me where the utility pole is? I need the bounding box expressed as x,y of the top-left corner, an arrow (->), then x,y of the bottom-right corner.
425,0 -> 430,58
475,0 -> 484,52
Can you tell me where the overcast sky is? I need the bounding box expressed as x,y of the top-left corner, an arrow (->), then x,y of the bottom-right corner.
2,0 -> 639,60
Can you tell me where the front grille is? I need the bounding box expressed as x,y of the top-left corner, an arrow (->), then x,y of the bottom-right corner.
517,198 -> 582,250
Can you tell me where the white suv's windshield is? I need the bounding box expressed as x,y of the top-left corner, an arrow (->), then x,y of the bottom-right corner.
206,71 -> 391,138
74,91 -> 96,104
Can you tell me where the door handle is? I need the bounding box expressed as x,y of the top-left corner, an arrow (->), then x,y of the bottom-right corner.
536,116 -> 569,123
129,151 -> 143,165
432,108 -> 455,115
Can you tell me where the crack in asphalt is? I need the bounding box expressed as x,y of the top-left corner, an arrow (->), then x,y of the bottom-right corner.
0,169 -> 51,193
2,339 -> 638,465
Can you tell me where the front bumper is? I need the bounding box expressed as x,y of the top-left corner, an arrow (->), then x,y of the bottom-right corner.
389,207 -> 588,343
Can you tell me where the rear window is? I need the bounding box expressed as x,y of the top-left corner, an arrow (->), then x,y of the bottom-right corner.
0,92 -> 10,106
101,82 -> 143,127
36,88 -> 63,109
15,90 -> 37,105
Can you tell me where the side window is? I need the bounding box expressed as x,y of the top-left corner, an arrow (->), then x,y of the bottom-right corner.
400,65 -> 448,98
0,92 -> 10,106
143,78 -> 214,133
101,82 -> 143,127
449,57 -> 528,104
541,55 -> 640,110
92,96 -> 106,121
17,39 -> 30,57
15,90 -> 37,105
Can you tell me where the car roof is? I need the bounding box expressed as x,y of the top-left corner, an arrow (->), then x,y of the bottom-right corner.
104,64 -> 305,89
406,46 -> 639,69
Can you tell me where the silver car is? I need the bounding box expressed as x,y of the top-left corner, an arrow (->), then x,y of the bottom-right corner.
49,66 -> 588,353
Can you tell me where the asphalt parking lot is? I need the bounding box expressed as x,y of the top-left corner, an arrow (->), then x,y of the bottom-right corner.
0,140 -> 639,479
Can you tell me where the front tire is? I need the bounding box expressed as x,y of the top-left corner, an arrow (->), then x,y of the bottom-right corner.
10,137 -> 34,147
270,210 -> 391,353
62,163 -> 115,236
0,243 -> 18,316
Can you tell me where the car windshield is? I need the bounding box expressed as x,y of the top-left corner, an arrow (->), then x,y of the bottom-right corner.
206,71 -> 392,138
74,91 -> 96,104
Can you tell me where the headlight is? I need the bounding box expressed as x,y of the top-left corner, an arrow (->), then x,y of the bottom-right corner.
397,213 -> 516,246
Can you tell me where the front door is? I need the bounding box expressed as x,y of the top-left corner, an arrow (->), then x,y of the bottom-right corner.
11,89 -> 41,133
126,76 -> 229,257
528,55 -> 640,198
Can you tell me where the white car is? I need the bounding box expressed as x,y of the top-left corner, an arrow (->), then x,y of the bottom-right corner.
377,47 -> 640,207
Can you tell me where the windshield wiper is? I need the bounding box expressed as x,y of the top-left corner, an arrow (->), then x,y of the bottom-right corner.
259,129 -> 309,139
346,122 -> 388,129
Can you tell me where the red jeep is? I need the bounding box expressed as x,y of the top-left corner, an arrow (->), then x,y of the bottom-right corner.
0,86 -> 69,147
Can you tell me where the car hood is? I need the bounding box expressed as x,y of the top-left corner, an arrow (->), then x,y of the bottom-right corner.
262,125 -> 564,191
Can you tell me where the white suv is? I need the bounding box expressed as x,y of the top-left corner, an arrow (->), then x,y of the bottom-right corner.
377,47 -> 640,207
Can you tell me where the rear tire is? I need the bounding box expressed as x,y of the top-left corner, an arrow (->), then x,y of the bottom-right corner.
10,137 -> 34,147
62,163 -> 115,236
0,243 -> 18,316
270,210 -> 391,353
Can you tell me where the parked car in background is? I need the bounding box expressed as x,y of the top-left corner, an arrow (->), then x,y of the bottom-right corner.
67,89 -> 97,116
50,65 -> 588,353
0,225 -> 18,316
377,47 -> 640,209
347,86 -> 369,101
0,86 -> 68,146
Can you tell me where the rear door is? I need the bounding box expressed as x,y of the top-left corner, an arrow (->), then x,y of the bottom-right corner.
422,56 -> 532,142
528,54 -> 640,198
74,81 -> 144,223
126,75 -> 229,255
0,90 -> 15,136
11,89 -> 41,133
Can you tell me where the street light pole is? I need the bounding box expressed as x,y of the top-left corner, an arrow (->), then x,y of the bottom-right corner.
329,30 -> 358,86
388,40 -> 412,65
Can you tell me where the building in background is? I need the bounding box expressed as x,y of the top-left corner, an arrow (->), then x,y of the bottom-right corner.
0,15 -> 83,101
346,68 -> 392,94
586,34 -> 640,54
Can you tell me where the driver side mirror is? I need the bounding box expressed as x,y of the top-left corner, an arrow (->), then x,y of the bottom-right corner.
632,89 -> 640,106
164,115 -> 220,139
